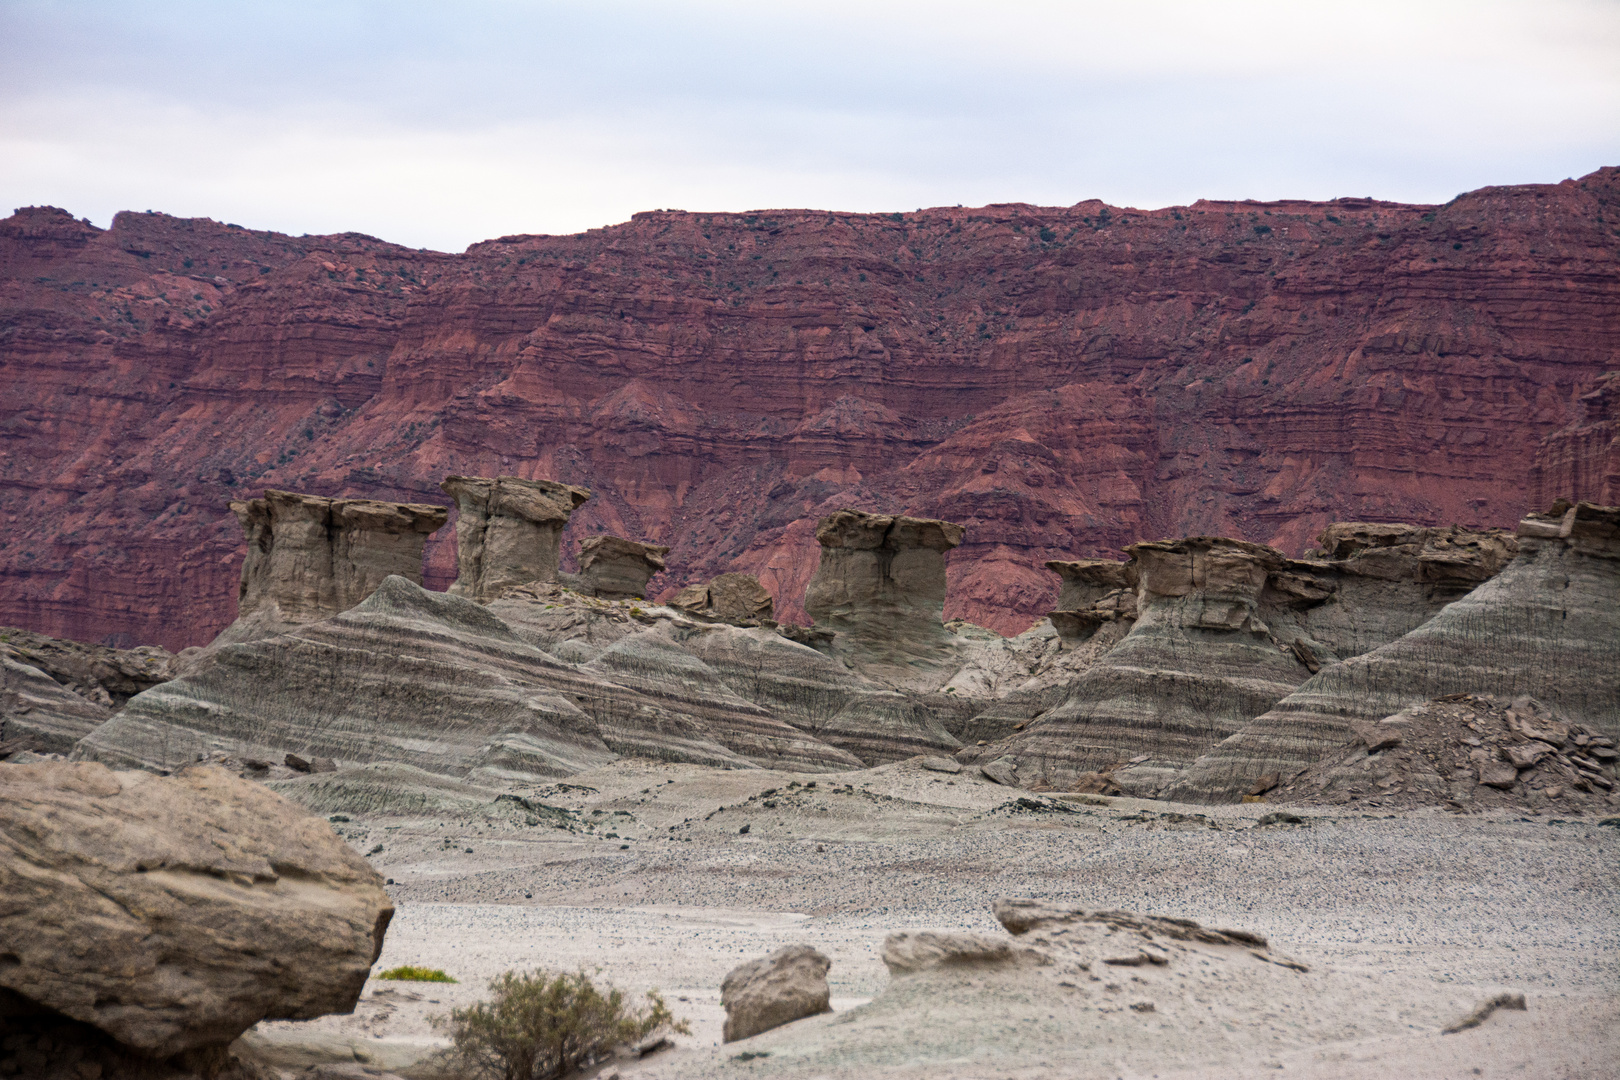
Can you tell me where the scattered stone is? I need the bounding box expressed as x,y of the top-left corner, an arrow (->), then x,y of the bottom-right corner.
285,753 -> 312,772
1442,992 -> 1527,1034
1477,762 -> 1519,789
919,756 -> 962,774
720,945 -> 832,1042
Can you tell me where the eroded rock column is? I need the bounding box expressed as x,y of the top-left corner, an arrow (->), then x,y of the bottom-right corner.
440,475 -> 591,600
1044,558 -> 1137,643
231,490 -> 447,623
803,509 -> 965,687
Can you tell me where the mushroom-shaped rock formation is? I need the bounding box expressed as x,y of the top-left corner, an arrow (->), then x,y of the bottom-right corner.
668,572 -> 775,624
575,534 -> 669,600
232,489 -> 448,624
1044,558 -> 1138,644
1168,501 -> 1620,803
0,762 -> 390,1065
961,537 -> 1311,795
440,475 -> 591,600
803,509 -> 966,690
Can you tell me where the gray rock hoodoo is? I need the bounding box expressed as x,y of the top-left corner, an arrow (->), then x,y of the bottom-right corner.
440,475 -> 591,600
803,509 -> 966,689
232,489 -> 447,624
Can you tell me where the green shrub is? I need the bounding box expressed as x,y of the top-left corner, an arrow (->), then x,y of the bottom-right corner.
437,970 -> 688,1080
378,965 -> 457,983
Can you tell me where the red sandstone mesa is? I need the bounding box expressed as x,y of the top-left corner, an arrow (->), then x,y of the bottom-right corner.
1,170 -> 1617,649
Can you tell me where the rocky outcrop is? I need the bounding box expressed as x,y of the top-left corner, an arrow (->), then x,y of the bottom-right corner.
0,762 -> 390,1060
573,535 -> 669,599
1265,693 -> 1617,812
962,538 -> 1312,795
803,510 -> 966,690
671,898 -> 1489,1077
720,945 -> 832,1042
232,490 -> 447,624
1,652 -> 111,755
1043,559 -> 1137,644
441,476 -> 590,600
668,573 -> 775,624
1170,501 -> 1620,803
1530,371 -> 1620,508
0,627 -> 174,706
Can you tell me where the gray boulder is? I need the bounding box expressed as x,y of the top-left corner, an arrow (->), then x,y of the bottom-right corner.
720,945 -> 832,1042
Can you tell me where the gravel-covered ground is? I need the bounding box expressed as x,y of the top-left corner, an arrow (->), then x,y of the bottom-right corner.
251,758 -> 1620,1078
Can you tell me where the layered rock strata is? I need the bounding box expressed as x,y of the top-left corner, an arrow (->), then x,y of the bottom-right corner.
1530,371 -> 1620,507
668,573 -> 775,624
492,585 -> 958,766
574,534 -> 669,599
961,538 -> 1312,794
0,652 -> 111,755
440,475 -> 591,600
6,173 -> 1620,651
1170,501 -> 1620,803
0,762 -> 390,1060
233,490 -> 447,624
676,623 -> 962,765
803,510 -> 967,690
0,627 -> 175,706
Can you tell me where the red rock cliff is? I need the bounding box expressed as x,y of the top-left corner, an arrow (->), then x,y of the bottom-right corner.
3,169 -> 1618,649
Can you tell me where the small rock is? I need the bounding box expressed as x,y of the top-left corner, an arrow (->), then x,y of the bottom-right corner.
1256,811 -> 1305,826
919,756 -> 962,774
1477,762 -> 1518,790
980,757 -> 1019,786
1505,741 -> 1556,770
310,756 -> 338,774
1071,772 -> 1121,796
738,824 -> 750,835
721,945 -> 832,1042
284,753 -> 312,773
1130,1001 -> 1156,1013
1248,773 -> 1280,797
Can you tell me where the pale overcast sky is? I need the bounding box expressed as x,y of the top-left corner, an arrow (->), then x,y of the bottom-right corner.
3,0 -> 1618,251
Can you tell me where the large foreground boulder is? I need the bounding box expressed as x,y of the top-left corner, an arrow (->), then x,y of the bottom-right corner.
721,945 -> 832,1042
0,762 -> 391,1060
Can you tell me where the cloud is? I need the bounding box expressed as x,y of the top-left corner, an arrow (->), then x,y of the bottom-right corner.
2,0 -> 1617,249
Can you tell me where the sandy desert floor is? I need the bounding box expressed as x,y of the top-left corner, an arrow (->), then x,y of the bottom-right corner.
248,758 -> 1620,1079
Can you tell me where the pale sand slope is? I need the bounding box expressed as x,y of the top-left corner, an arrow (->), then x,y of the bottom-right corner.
251,758 -> 1620,1078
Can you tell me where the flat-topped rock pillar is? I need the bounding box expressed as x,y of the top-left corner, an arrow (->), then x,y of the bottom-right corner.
231,490 -> 447,623
803,509 -> 965,688
1045,558 -> 1137,643
440,475 -> 591,600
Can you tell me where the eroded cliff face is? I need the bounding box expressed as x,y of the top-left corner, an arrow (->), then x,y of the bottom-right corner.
4,169 -> 1619,649
1530,371 -> 1620,508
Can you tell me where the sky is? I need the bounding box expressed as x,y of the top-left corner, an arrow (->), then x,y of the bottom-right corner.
2,0 -> 1618,252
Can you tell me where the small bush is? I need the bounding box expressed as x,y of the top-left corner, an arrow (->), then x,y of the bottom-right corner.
378,965 -> 457,983
437,970 -> 688,1080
